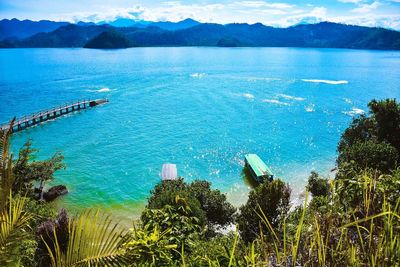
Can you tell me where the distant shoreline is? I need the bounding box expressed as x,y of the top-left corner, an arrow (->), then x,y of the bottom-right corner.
1,21 -> 399,50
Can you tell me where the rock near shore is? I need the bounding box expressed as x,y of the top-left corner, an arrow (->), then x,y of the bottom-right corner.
43,185 -> 68,202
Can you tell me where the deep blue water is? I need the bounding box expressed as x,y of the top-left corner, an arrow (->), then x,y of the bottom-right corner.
1,47 -> 399,220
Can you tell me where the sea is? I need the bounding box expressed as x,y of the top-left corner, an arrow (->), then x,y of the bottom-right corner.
1,47 -> 399,222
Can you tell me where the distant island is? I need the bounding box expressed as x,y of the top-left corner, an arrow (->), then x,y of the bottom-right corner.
1,18 -> 400,50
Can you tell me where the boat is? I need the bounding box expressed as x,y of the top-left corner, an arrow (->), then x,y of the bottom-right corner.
244,154 -> 274,183
161,163 -> 178,180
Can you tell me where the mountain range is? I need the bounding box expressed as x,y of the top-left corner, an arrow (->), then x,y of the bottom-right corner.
0,18 -> 399,50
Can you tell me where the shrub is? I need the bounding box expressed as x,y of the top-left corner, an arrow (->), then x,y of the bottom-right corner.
368,99 -> 400,151
144,178 -> 207,227
307,171 -> 329,197
35,209 -> 69,267
145,178 -> 236,231
123,224 -> 177,266
237,179 -> 291,243
141,196 -> 204,253
188,180 -> 236,229
338,141 -> 398,173
338,99 -> 400,172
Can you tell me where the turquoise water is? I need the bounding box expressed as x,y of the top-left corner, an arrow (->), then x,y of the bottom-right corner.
1,47 -> 399,220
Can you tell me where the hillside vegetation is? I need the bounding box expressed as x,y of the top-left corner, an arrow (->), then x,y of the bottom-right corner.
1,21 -> 400,50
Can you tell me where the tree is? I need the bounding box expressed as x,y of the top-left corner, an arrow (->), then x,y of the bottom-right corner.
368,99 -> 400,151
145,178 -> 236,231
237,179 -> 291,243
188,180 -> 236,229
337,99 -> 400,173
145,178 -> 207,227
338,115 -> 377,153
307,171 -> 329,197
12,140 -> 65,196
338,141 -> 398,173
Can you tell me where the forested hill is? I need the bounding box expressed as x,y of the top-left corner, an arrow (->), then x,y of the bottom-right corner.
1,21 -> 399,50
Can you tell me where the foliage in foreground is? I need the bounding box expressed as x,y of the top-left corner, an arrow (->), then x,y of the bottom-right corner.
237,179 -> 291,243
338,98 -> 400,173
144,178 -> 236,233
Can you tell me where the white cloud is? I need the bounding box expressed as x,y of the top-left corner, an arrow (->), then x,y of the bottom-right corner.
338,0 -> 363,3
234,1 -> 295,9
269,6 -> 328,27
330,14 -> 400,29
50,1 -> 400,30
351,1 -> 381,13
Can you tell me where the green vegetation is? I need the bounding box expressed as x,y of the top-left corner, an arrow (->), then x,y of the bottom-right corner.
338,98 -> 400,174
1,99 -> 399,266
84,30 -> 133,49
237,179 -> 291,243
13,140 -> 64,197
144,178 -> 236,234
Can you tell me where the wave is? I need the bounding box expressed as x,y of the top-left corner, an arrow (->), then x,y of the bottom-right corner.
262,99 -> 290,106
301,79 -> 348,85
278,94 -> 306,101
87,87 -> 111,93
190,73 -> 206,78
97,87 -> 111,92
247,77 -> 280,82
343,107 -> 365,116
242,93 -> 255,100
305,104 -> 315,112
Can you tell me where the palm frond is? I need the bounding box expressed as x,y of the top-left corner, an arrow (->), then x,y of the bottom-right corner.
0,193 -> 33,265
45,209 -> 128,267
0,119 -> 16,210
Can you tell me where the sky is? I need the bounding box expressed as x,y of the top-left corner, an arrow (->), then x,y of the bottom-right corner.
1,0 -> 400,30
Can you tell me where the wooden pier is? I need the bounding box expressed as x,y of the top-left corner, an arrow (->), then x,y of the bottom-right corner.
0,99 -> 108,133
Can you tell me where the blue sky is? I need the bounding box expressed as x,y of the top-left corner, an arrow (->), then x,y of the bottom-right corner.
1,0 -> 400,29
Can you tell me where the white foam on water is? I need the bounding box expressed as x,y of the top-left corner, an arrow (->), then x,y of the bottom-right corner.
190,73 -> 206,78
343,98 -> 353,104
97,87 -> 111,92
278,94 -> 306,101
302,79 -> 348,85
343,107 -> 365,116
305,104 -> 315,112
87,87 -> 111,93
234,92 -> 255,100
262,99 -> 290,106
247,77 -> 280,82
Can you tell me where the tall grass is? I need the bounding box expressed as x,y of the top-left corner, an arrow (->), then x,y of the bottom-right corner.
39,172 -> 399,266
202,176 -> 400,267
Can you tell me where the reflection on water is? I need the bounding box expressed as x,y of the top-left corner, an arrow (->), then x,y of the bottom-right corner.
242,166 -> 259,189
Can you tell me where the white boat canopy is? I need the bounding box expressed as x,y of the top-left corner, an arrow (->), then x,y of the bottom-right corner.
162,163 -> 178,180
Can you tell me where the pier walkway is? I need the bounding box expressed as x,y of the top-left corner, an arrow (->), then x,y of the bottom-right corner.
0,99 -> 108,133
